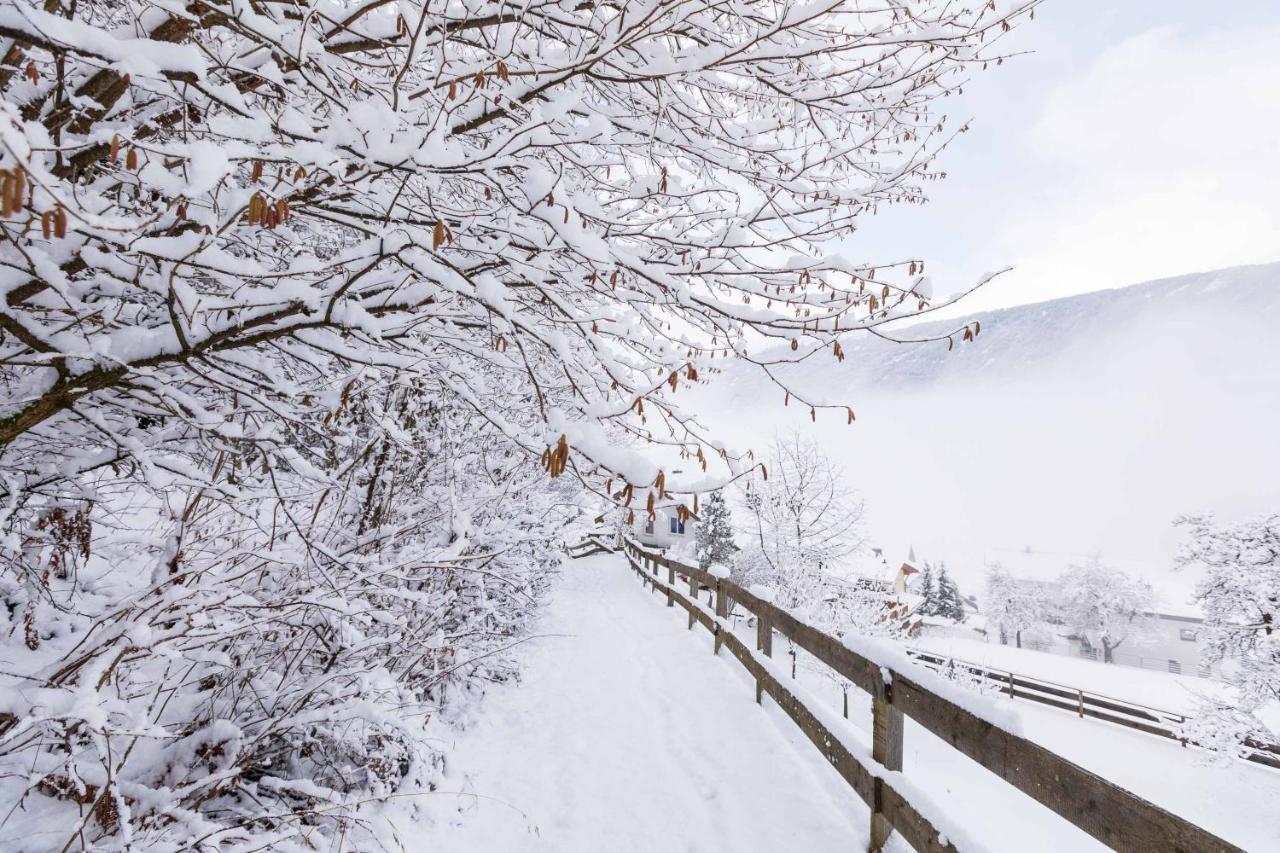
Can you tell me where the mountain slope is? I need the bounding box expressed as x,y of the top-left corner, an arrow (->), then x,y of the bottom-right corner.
745,260 -> 1280,392
688,262 -> 1280,601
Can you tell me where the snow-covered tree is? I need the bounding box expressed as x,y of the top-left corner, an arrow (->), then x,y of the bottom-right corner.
934,563 -> 967,621
916,560 -> 962,622
984,564 -> 1046,647
917,562 -> 937,612
1057,557 -> 1155,663
916,559 -> 962,621
0,0 -> 1038,844
1174,514 -> 1280,759
696,491 -> 737,573
737,433 -> 865,613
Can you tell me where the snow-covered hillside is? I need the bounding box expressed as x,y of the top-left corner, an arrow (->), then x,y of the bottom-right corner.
689,262 -> 1280,602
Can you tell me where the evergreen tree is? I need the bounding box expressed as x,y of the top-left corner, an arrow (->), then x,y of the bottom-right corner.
696,491 -> 738,572
936,563 -> 967,621
917,562 -> 937,616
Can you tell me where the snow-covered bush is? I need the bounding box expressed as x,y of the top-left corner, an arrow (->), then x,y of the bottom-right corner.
1,380 -> 571,848
1175,514 -> 1280,760
0,0 -> 1035,845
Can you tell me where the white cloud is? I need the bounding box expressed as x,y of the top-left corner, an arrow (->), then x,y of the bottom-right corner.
990,23 -> 1280,300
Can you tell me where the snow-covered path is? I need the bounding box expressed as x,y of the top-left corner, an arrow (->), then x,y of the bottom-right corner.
428,553 -> 868,852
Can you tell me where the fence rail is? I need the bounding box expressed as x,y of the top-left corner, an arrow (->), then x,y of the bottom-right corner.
611,539 -> 1241,853
905,649 -> 1280,771
564,532 -> 615,558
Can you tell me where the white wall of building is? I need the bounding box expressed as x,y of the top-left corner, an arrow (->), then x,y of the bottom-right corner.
630,508 -> 696,551
1065,612 -> 1213,677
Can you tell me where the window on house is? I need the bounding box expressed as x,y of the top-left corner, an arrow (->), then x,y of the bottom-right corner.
1179,628 -> 1197,642
669,516 -> 685,535
644,518 -> 654,535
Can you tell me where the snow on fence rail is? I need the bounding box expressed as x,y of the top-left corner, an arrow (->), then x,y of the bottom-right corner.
612,539 -> 1241,853
904,650 -> 1280,772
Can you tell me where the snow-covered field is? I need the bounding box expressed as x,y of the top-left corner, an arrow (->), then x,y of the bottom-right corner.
423,554 -> 1280,852
908,635 -> 1232,714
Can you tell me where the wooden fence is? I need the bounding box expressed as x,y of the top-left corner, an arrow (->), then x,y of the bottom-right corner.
606,537 -> 1242,853
906,650 -> 1280,771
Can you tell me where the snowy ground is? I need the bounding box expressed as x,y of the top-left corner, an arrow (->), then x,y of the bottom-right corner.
419,554 -> 1280,852
423,553 -> 868,852
909,635 -> 1234,714
776,632 -> 1280,851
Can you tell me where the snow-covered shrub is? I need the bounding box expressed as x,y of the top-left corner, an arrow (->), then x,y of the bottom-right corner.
933,658 -> 1001,699
0,381 -> 569,848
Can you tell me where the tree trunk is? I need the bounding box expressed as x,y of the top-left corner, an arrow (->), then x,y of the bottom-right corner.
1015,629 -> 1022,649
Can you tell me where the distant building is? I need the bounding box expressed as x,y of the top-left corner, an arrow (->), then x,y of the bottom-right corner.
1066,610 -> 1215,677
847,561 -> 918,595
629,506 -> 698,551
980,546 -> 1221,678
828,548 -> 930,632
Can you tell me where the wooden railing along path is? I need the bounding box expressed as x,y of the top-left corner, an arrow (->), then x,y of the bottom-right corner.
564,533 -> 614,559
610,538 -> 1241,853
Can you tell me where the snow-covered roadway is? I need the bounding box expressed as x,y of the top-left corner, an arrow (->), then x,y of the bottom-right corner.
428,552 -> 867,852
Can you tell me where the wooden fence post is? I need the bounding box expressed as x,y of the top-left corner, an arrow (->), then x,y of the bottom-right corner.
757,616 -> 772,657
667,563 -> 675,607
1077,689 -> 1084,718
871,674 -> 904,853
713,580 -> 729,655
755,615 -> 772,704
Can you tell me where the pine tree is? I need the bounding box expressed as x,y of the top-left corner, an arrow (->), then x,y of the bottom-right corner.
696,491 -> 737,572
936,564 -> 966,621
917,562 -> 937,616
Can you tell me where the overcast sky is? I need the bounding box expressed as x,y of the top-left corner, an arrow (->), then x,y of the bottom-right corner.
846,1 -> 1280,314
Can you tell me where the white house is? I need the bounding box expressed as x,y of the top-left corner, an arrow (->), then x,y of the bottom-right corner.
980,547 -> 1220,677
1066,608 -> 1215,677
630,507 -> 697,550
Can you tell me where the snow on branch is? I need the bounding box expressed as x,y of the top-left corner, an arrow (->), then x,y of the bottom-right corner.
0,0 -> 1039,845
